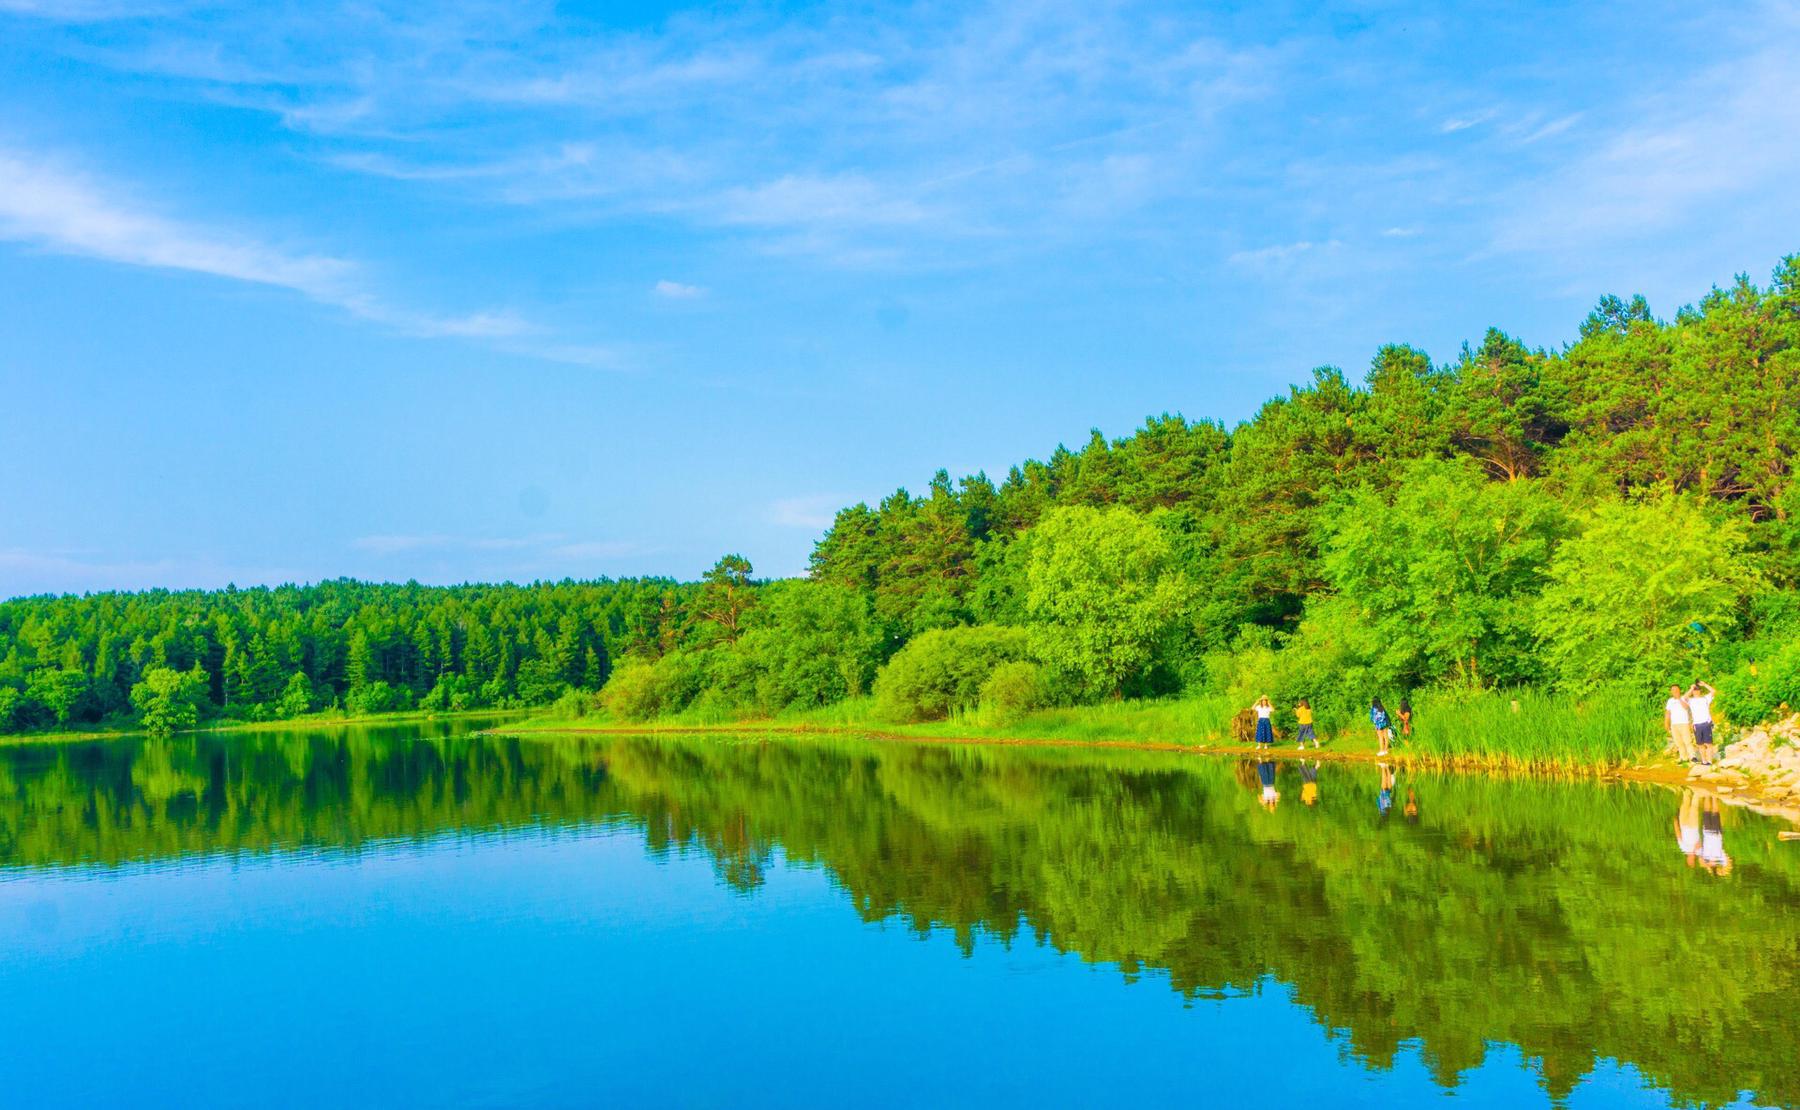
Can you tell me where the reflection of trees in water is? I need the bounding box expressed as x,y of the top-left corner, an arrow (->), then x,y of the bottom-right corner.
2,729 -> 1797,1107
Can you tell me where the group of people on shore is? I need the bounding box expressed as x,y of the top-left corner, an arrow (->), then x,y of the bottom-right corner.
1664,680 -> 1719,765
1250,695 -> 1413,755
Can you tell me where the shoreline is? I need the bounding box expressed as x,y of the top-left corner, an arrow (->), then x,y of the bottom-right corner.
491,718 -> 1800,825
0,707 -> 530,747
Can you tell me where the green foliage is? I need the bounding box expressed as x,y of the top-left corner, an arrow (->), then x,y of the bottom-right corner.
8,253 -> 1800,735
346,680 -> 413,716
26,668 -> 89,726
1403,687 -> 1661,767
276,672 -> 314,718
872,625 -> 1031,722
1535,495 -> 1766,693
600,652 -> 707,721
1025,505 -> 1193,698
734,580 -> 887,710
129,664 -> 209,736
1322,458 -> 1564,687
978,660 -> 1050,724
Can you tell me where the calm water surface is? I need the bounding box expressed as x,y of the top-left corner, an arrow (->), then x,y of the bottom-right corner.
1,718 -> 1796,1108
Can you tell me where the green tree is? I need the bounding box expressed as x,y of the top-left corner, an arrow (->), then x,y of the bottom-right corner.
1323,459 -> 1565,687
694,554 -> 757,644
276,671 -> 314,718
25,669 -> 88,726
1025,505 -> 1193,697
1535,495 -> 1766,692
129,664 -> 209,736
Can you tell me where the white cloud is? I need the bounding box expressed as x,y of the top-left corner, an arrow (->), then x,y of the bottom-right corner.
770,495 -> 842,530
654,279 -> 705,299
351,534 -> 560,555
1228,239 -> 1339,267
0,547 -> 301,598
1492,44 -> 1800,254
1439,109 -> 1497,133
547,540 -> 641,560
349,534 -> 641,562
0,0 -> 184,20
0,145 -> 541,343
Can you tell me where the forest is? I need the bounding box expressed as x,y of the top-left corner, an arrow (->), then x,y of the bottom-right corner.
3,255 -> 1799,739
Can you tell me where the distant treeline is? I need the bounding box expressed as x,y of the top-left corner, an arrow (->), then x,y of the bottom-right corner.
5,256 -> 1800,736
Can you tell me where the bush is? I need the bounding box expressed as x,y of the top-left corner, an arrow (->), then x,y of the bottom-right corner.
600,652 -> 706,721
550,687 -> 601,720
979,660 -> 1049,724
1718,639 -> 1800,725
345,680 -> 412,716
873,625 -> 1031,722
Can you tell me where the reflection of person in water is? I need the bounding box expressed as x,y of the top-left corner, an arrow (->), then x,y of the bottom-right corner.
1698,794 -> 1732,875
1377,763 -> 1395,819
1300,760 -> 1320,806
1675,790 -> 1702,867
1403,788 -> 1419,823
1257,760 -> 1279,810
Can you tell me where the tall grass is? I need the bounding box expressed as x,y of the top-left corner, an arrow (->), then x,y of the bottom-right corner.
513,685 -> 1666,772
1402,687 -> 1662,770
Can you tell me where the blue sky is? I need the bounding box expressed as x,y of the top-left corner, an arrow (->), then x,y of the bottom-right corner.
4,0 -> 1800,596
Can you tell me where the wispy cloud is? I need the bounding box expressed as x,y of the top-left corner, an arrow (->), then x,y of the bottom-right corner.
351,533 -> 559,555
350,534 -> 643,562
769,495 -> 842,530
1491,42 -> 1800,254
1228,239 -> 1340,268
0,145 -> 531,341
1439,109 -> 1497,134
0,547 -> 301,598
653,279 -> 705,299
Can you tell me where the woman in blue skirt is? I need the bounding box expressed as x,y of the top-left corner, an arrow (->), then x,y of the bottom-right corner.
1253,695 -> 1275,745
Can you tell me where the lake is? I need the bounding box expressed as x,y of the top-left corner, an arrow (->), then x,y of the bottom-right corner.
1,718 -> 1795,1108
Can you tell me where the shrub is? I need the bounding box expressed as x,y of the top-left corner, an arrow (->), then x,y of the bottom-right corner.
979,660 -> 1049,724
600,652 -> 706,721
346,680 -> 412,716
873,625 -> 1031,722
551,686 -> 601,720
1718,639 -> 1800,726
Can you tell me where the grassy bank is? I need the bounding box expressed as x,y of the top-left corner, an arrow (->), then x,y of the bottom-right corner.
506,688 -> 1673,772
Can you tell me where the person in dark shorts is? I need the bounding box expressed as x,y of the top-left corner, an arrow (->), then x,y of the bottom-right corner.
1371,698 -> 1392,756
1295,698 -> 1319,749
1687,681 -> 1718,766
1397,698 -> 1413,740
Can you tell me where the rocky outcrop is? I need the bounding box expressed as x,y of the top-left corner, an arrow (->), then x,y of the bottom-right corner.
1689,715 -> 1800,817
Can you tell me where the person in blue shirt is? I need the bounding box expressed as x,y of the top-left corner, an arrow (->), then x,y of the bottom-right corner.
1370,697 -> 1393,756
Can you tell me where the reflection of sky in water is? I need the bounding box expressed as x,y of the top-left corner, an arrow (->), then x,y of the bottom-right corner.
0,831 -> 1712,1109
0,725 -> 1789,1108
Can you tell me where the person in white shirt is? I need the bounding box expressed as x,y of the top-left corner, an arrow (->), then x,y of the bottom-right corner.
1686,680 -> 1717,766
1674,789 -> 1701,865
1665,684 -> 1695,763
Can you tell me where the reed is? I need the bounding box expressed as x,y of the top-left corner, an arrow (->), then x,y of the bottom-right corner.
1399,688 -> 1662,770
